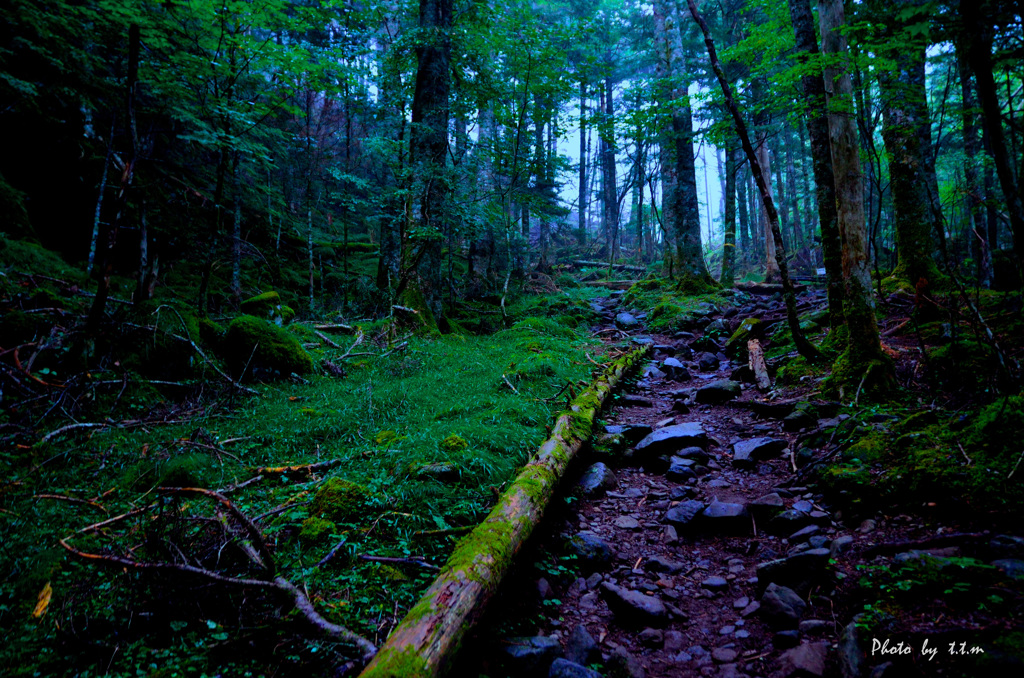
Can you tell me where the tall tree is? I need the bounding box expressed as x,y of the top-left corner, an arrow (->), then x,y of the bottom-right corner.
787,0 -> 844,332
819,0 -> 893,392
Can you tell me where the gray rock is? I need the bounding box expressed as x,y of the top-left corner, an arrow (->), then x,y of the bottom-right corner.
664,500 -> 705,528
777,642 -> 828,677
799,619 -> 829,636
760,582 -> 807,629
783,410 -> 817,432
701,501 -> 750,533
989,534 -> 1024,560
578,462 -> 618,497
662,357 -> 692,382
549,658 -> 602,678
666,462 -> 697,482
642,365 -> 667,380
630,335 -> 655,345
732,437 -> 787,468
639,627 -> 664,648
616,312 -> 640,329
749,492 -> 786,519
740,601 -> 760,617
501,636 -> 562,674
647,555 -> 685,574
766,510 -> 813,535
695,379 -> 742,404
614,516 -> 641,530
711,647 -> 738,664
567,532 -> 614,567
830,535 -> 855,558
756,548 -> 831,595
601,582 -> 667,627
697,352 -> 720,372
774,630 -> 801,648
565,624 -> 599,666
608,645 -> 646,678
992,558 -> 1024,580
792,499 -> 813,513
733,596 -> 750,609
676,446 -> 711,464
706,318 -> 729,334
789,525 -> 822,543
537,578 -> 554,600
808,535 -> 830,549
605,423 -> 654,444
701,576 -> 730,592
635,423 -> 708,457
664,630 -> 685,653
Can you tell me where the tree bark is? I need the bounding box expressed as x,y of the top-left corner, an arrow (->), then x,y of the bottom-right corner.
961,0 -> 1024,274
957,52 -> 992,285
819,0 -> 893,393
721,142 -> 737,286
579,80 -> 588,247
410,0 -> 452,317
788,0 -> 844,331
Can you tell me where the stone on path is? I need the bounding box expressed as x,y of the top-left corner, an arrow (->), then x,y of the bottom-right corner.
756,548 -> 831,595
759,582 -> 806,629
695,379 -> 742,404
749,492 -> 786,518
577,462 -> 617,497
601,582 -> 667,627
565,624 -> 599,666
711,647 -> 738,664
732,437 -> 787,468
549,658 -> 602,678
776,642 -> 828,677
501,636 -> 562,675
662,357 -> 691,381
766,509 -> 813,535
701,501 -> 750,533
634,423 -> 708,457
608,645 -> 647,678
567,532 -> 614,567
616,312 -> 640,329
614,516 -> 641,530
700,576 -> 729,592
664,500 -> 705,528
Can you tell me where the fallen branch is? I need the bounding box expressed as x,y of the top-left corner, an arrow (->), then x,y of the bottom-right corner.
60,487 -> 377,663
358,344 -> 650,678
747,339 -> 771,391
574,260 -> 646,272
34,494 -> 107,512
40,422 -> 110,445
501,374 -> 520,395
251,459 -> 341,477
863,532 -> 990,557
314,331 -> 343,349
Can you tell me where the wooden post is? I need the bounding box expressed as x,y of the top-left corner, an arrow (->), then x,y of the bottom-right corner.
358,345 -> 650,678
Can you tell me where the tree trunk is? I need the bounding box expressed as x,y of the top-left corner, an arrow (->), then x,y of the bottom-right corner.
88,23 -> 139,331
737,160 -> 749,265
957,52 -> 992,285
877,27 -> 943,288
757,133 -> 780,282
819,0 -> 893,393
579,80 -> 588,247
721,141 -> 737,286
602,76 -> 619,262
231,151 -> 243,304
788,0 -> 844,331
962,0 -> 1024,275
409,0 -> 452,318
688,0 -> 819,360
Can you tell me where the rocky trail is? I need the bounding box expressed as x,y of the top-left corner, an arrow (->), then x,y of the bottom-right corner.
451,289 -> 1024,678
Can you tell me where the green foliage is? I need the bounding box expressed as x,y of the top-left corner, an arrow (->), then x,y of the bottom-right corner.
439,434 -> 469,454
222,315 -> 314,378
299,517 -> 336,545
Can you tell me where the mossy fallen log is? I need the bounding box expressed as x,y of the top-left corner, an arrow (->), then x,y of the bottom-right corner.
358,345 -> 650,678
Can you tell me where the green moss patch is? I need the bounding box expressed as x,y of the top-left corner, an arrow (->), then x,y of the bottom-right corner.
222,315 -> 313,378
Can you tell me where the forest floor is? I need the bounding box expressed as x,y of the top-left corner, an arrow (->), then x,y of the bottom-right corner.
453,286 -> 1024,678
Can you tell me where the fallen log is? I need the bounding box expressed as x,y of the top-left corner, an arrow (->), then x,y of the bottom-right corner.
358,344 -> 650,678
583,280 -> 635,290
735,281 -> 807,295
574,260 -> 647,272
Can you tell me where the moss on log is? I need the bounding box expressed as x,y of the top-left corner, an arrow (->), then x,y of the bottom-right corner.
358,345 -> 650,678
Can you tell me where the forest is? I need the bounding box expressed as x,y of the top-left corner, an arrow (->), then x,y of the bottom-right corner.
1,0 -> 1023,676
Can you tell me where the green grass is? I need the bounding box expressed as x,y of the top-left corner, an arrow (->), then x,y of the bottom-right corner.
0,316 -> 604,675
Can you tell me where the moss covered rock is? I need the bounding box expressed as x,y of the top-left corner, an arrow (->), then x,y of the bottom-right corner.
222,315 -> 313,378
240,291 -> 291,325
299,517 -> 335,544
309,478 -> 369,522
725,318 -> 764,358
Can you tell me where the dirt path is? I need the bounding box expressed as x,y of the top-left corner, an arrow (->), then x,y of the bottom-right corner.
453,289 -> 1021,678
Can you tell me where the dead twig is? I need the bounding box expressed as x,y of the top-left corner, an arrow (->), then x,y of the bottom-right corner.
34,494 -> 107,512
40,422 -> 110,445
501,374 -> 520,395
250,459 -> 341,477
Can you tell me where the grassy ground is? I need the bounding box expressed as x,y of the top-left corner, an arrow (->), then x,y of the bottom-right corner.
0,265 -> 611,675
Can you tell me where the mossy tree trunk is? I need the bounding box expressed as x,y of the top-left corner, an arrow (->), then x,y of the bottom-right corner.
875,3 -> 944,290
788,0 -> 844,331
819,0 -> 894,395
358,346 -> 650,678
410,0 -> 452,319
